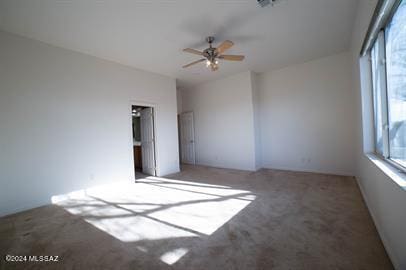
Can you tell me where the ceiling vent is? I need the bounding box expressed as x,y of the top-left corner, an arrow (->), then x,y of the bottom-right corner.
257,0 -> 277,8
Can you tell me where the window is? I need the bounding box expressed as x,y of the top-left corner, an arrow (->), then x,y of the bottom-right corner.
370,1 -> 406,170
371,31 -> 388,157
385,1 -> 406,168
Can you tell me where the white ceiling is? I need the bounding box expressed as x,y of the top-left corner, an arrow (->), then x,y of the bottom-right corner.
0,0 -> 358,88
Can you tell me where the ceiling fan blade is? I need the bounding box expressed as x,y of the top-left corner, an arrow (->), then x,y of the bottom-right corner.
216,40 -> 234,54
218,55 -> 245,61
182,58 -> 206,68
183,48 -> 203,55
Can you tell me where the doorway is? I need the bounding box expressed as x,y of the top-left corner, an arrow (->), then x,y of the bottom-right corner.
179,111 -> 196,164
132,105 -> 156,176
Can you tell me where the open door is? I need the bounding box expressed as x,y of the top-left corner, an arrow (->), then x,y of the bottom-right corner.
140,107 -> 156,176
180,112 -> 196,164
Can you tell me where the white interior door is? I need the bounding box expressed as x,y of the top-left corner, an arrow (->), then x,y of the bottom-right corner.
180,112 -> 196,164
140,107 -> 156,175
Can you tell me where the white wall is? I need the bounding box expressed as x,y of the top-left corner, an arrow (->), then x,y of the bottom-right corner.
181,54 -> 356,176
351,1 -> 406,269
176,88 -> 183,114
0,31 -> 179,216
250,72 -> 262,170
258,52 -> 356,176
181,72 -> 257,171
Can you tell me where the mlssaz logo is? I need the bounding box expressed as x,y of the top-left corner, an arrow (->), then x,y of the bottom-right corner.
28,255 -> 59,262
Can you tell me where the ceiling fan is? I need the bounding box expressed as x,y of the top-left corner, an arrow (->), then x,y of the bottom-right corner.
182,36 -> 245,71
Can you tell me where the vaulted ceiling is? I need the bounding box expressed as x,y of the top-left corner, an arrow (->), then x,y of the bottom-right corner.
0,0 -> 358,88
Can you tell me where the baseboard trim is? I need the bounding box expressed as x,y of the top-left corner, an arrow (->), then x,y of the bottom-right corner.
0,198 -> 50,218
261,164 -> 354,177
191,162 -> 257,172
355,176 -> 401,270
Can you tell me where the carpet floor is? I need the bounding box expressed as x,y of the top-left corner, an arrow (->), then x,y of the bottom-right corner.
0,165 -> 393,270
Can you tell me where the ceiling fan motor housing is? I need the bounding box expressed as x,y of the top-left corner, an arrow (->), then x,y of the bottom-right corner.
204,36 -> 219,62
203,47 -> 217,61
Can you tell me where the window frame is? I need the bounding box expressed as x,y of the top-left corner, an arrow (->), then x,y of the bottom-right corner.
370,31 -> 390,159
368,1 -> 406,173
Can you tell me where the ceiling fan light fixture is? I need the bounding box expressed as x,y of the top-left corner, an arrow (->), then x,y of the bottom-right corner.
182,37 -> 244,71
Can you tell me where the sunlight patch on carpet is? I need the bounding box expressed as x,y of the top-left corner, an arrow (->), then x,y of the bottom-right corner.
51,176 -> 255,265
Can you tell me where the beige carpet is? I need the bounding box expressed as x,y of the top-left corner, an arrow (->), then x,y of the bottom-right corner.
0,165 -> 393,270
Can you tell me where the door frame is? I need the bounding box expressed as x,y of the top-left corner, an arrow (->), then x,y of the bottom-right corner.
129,100 -> 158,176
180,111 -> 196,165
